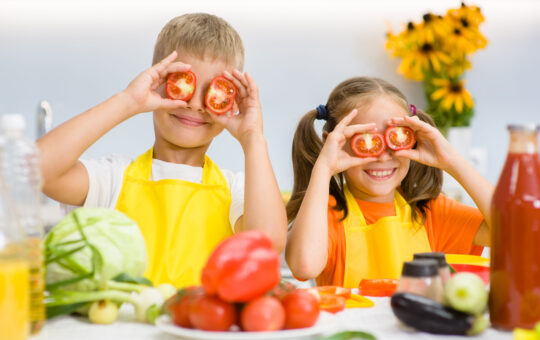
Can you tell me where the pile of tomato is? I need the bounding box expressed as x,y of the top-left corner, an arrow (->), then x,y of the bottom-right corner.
163,230 -> 322,332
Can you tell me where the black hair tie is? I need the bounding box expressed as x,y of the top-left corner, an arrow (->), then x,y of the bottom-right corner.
316,104 -> 328,120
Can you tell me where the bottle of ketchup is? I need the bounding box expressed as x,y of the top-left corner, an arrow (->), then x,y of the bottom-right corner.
490,124 -> 540,330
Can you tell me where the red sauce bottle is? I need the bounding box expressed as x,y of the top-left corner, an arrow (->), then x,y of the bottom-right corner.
490,124 -> 540,330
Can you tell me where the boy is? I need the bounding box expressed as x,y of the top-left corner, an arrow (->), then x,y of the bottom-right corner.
37,13 -> 287,287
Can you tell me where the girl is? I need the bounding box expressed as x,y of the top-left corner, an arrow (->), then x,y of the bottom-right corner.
285,77 -> 492,288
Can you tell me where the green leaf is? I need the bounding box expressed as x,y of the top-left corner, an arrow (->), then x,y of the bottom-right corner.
318,330 -> 377,340
46,302 -> 89,319
112,273 -> 153,286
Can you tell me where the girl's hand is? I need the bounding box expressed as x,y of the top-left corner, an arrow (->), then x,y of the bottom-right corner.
210,70 -> 263,147
389,115 -> 460,172
316,109 -> 378,177
123,51 -> 191,115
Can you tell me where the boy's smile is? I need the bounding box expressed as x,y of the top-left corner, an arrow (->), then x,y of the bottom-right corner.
153,53 -> 238,160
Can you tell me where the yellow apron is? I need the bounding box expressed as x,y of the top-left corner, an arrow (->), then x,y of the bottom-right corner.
115,148 -> 233,287
342,185 -> 431,288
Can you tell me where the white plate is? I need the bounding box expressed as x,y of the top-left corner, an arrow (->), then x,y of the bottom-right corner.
155,311 -> 336,340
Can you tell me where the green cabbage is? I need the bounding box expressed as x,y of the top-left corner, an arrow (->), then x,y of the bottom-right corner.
45,207 -> 147,291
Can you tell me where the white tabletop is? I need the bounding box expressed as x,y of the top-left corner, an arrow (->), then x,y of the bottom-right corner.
32,296 -> 512,340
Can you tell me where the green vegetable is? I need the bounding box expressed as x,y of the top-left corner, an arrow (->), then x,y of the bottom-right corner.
444,272 -> 488,315
318,330 -> 377,340
88,300 -> 118,324
44,207 -> 163,323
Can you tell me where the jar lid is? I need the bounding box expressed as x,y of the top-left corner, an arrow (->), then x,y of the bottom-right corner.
401,259 -> 439,277
413,252 -> 448,268
507,123 -> 539,132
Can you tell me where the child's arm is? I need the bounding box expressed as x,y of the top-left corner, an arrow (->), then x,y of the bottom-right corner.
37,51 -> 190,206
393,116 -> 493,247
210,70 -> 288,252
286,110 -> 377,279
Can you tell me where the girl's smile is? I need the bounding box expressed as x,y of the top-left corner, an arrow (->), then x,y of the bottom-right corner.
364,167 -> 397,181
171,112 -> 208,127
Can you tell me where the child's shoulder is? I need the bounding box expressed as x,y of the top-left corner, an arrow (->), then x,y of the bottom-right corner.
80,153 -> 133,172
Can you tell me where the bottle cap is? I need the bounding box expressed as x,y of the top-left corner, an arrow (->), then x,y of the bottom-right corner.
413,252 -> 448,268
0,113 -> 26,132
507,123 -> 539,132
401,259 -> 439,277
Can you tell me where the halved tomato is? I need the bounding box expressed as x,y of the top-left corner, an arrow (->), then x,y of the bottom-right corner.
307,286 -> 351,299
384,126 -> 415,151
318,294 -> 346,314
351,132 -> 386,157
205,76 -> 237,115
165,71 -> 196,101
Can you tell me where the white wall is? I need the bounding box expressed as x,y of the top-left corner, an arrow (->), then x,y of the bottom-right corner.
1,0 -> 539,191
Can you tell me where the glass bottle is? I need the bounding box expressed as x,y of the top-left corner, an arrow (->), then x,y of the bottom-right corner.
490,123 -> 540,330
397,259 -> 443,302
413,252 -> 451,286
0,114 -> 45,334
0,151 -> 30,340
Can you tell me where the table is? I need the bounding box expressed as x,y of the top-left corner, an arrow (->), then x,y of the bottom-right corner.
32,297 -> 512,340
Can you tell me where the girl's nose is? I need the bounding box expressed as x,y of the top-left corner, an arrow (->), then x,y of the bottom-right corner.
377,148 -> 394,161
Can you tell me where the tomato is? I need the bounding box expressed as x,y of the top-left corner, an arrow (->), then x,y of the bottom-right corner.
358,278 -> 398,297
165,71 -> 196,101
384,126 -> 415,150
281,290 -> 320,329
205,76 -> 237,115
268,281 -> 296,300
165,286 -> 204,328
240,296 -> 285,332
189,295 -> 237,331
351,132 -> 386,157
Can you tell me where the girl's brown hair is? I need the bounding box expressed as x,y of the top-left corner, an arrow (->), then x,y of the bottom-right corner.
286,77 -> 442,224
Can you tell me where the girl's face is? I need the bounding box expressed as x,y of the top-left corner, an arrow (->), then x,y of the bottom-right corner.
344,95 -> 410,203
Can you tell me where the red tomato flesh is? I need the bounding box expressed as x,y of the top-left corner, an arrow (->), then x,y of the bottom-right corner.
240,296 -> 285,332
165,71 -> 196,101
384,126 -> 415,150
351,132 -> 385,157
205,76 -> 237,115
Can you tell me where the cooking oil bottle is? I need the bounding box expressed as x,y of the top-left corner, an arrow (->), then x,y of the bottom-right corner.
0,113 -> 45,334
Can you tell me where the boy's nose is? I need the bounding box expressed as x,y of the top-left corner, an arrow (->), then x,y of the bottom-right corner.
186,87 -> 206,112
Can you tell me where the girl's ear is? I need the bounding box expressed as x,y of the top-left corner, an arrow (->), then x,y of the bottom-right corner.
322,130 -> 329,141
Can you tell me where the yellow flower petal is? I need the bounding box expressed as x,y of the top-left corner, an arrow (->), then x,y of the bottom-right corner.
463,89 -> 474,107
442,95 -> 454,111
455,95 -> 464,113
431,88 -> 448,101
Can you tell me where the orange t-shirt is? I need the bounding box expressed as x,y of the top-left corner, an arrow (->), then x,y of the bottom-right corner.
316,194 -> 484,286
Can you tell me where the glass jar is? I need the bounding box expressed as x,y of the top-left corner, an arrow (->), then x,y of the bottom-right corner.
490,123 -> 540,330
413,252 -> 451,285
397,259 -> 443,302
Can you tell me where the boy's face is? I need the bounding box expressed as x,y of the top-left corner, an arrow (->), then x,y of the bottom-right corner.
343,95 -> 411,203
153,53 -> 236,150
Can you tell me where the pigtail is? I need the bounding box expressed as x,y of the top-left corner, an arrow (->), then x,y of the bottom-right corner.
401,110 -> 443,223
286,110 -> 322,223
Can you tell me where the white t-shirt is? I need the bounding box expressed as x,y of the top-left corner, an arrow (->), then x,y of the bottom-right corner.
69,154 -> 244,229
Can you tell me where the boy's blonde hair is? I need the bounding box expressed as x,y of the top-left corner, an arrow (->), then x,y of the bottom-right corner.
152,13 -> 245,70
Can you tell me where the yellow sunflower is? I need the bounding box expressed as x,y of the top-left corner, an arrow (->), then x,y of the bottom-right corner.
444,26 -> 478,55
417,13 -> 451,44
430,78 -> 474,113
445,5 -> 488,50
447,3 -> 485,27
386,21 -> 421,57
398,42 -> 451,80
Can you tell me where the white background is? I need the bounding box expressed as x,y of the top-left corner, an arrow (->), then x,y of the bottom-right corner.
1,0 -> 539,191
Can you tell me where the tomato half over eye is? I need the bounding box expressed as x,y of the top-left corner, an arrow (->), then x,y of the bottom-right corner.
351,132 -> 386,157
205,76 -> 237,115
384,126 -> 416,151
165,71 -> 196,101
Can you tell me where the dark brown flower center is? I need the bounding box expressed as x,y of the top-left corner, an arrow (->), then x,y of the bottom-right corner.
421,43 -> 434,52
450,83 -> 463,93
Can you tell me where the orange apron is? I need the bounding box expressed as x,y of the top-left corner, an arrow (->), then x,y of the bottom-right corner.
342,184 -> 431,288
115,148 -> 232,287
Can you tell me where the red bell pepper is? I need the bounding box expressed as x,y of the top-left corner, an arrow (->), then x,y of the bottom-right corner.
358,278 -> 398,297
201,230 -> 280,302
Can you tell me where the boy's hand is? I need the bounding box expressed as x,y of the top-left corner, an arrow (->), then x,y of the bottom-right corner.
123,51 -> 191,116
315,109 -> 378,177
210,70 -> 263,147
